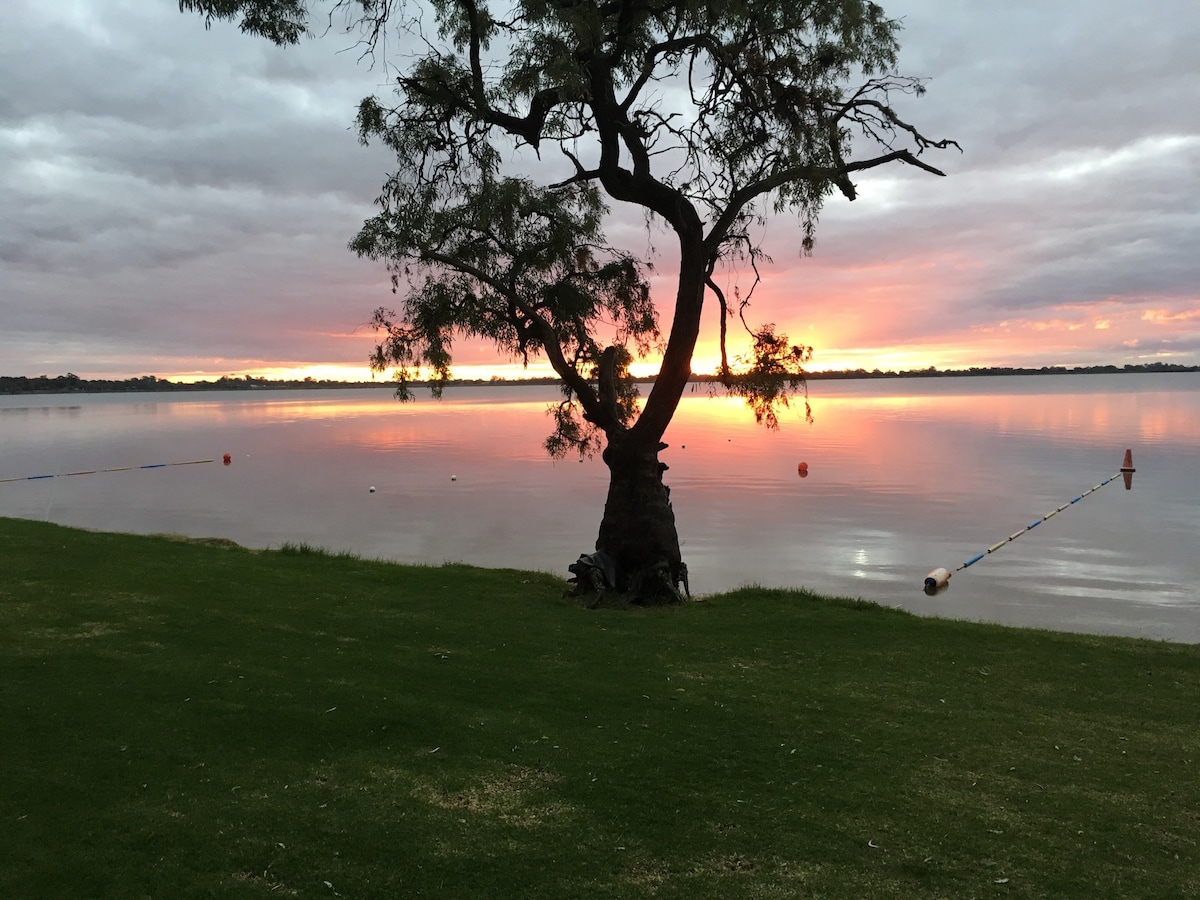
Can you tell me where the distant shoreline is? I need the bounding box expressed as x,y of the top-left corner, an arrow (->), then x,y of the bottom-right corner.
1,363 -> 1197,395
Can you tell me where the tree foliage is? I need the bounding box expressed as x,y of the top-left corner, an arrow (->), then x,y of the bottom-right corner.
182,0 -> 958,600
182,0 -> 957,457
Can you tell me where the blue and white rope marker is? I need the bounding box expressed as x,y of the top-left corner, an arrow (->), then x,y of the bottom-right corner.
0,458 -> 219,485
922,449 -> 1136,595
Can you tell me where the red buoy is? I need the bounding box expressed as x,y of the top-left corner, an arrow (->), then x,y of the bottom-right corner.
223,454 -> 232,466
797,461 -> 809,478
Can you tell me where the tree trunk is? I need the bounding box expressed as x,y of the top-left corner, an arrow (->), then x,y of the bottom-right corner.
591,436 -> 687,605
569,247 -> 706,606
563,246 -> 704,606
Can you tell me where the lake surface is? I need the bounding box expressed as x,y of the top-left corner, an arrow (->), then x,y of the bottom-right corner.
2,374 -> 1197,642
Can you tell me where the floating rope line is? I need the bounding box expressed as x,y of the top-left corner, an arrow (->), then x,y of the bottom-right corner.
922,449 -> 1136,595
0,458 -> 216,485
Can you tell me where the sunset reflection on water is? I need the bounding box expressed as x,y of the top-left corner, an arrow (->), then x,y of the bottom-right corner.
2,374 -> 1197,642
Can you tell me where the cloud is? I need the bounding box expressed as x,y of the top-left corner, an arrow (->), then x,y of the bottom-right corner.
2,0 -> 1199,378
1,0 -> 402,377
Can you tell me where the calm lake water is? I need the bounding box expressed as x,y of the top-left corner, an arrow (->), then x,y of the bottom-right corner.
2,374 -> 1197,642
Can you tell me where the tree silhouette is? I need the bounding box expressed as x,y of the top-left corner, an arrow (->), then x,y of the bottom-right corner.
182,0 -> 959,602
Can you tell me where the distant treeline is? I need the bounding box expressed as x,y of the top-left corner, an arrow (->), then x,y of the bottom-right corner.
0,373 -> 384,395
2,363 -> 1197,395
769,362 -> 1200,380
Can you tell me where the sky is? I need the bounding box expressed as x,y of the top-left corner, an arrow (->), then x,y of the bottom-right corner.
2,0 -> 1199,381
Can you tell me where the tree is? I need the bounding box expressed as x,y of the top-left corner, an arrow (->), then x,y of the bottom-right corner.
182,0 -> 958,603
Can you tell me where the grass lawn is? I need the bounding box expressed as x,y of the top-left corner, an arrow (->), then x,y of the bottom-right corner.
1,516 -> 1197,898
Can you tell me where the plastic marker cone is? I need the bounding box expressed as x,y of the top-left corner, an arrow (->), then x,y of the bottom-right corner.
1120,448 -> 1135,490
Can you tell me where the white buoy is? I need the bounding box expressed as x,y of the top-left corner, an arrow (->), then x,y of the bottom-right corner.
923,567 -> 951,596
451,475 -> 457,481
369,486 -> 376,493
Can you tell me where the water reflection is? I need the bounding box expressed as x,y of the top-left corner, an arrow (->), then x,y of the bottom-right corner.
1,374 -> 1197,642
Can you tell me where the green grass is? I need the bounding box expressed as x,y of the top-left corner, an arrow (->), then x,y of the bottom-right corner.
1,517 -> 1197,899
